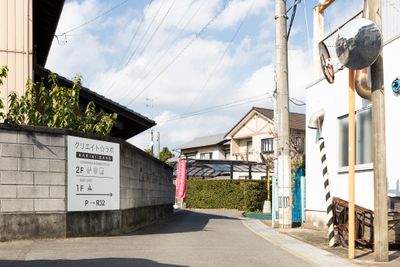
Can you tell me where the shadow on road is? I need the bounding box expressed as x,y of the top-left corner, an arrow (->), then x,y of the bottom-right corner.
0,258 -> 187,267
131,209 -> 239,236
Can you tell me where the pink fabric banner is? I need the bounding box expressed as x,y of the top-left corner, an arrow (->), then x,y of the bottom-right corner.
176,159 -> 187,199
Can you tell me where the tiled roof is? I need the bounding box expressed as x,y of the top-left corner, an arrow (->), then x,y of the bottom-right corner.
254,107 -> 305,131
178,133 -> 227,150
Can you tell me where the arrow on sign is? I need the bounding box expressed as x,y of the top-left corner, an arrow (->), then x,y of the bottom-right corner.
76,193 -> 113,196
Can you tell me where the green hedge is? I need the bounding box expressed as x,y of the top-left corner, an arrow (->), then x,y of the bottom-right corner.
186,180 -> 267,212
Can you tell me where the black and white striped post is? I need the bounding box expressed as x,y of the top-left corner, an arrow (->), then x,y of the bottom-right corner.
317,137 -> 336,247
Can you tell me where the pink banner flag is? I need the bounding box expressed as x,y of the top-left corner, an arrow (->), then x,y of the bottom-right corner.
176,159 -> 187,199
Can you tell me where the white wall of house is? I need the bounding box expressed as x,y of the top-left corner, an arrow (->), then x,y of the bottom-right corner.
306,31 -> 400,228
0,0 -> 33,114
182,145 -> 225,160
230,113 -> 275,162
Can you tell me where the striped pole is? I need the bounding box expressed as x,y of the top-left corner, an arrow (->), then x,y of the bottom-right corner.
317,137 -> 336,247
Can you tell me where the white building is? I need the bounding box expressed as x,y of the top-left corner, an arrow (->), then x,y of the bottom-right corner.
178,107 -> 305,180
225,107 -> 305,163
179,133 -> 230,160
305,1 -> 400,228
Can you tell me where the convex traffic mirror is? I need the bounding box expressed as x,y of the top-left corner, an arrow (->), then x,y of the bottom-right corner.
336,18 -> 382,70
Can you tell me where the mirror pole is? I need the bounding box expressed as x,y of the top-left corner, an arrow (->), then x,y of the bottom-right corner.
348,69 -> 356,260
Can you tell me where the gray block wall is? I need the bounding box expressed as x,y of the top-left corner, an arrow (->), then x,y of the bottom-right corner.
120,144 -> 174,210
0,126 -> 174,241
0,130 -> 66,213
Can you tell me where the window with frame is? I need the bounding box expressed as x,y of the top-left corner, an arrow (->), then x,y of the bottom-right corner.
338,107 -> 372,168
200,152 -> 212,159
261,138 -> 274,153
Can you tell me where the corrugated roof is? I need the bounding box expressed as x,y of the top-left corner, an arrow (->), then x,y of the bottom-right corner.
178,133 -> 227,150
254,107 -> 305,131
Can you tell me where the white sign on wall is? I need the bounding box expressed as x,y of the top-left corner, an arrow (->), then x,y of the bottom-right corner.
67,136 -> 120,211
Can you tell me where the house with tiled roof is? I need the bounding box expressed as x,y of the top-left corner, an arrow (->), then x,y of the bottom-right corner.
177,107 -> 305,179
179,133 -> 230,160
224,107 -> 305,164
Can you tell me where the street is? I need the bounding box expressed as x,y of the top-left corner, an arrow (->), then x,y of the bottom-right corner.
0,210 -> 312,267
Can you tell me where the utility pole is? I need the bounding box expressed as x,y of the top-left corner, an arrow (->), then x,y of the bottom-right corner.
150,129 -> 154,156
157,131 -> 161,159
275,0 -> 292,228
367,0 -> 388,261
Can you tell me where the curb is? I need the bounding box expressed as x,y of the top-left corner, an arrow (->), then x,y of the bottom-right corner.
241,218 -> 358,267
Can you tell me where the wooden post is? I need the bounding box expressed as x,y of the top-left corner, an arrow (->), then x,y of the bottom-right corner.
348,69 -> 355,259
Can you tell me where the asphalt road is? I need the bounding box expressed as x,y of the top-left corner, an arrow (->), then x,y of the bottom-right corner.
0,210 -> 312,267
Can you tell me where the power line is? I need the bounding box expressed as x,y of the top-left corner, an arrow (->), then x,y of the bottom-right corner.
112,0 -> 153,77
55,0 -> 130,36
289,97 -> 306,106
124,0 -> 232,107
113,0 -> 202,100
103,0 -> 164,94
158,93 -> 273,124
123,0 -> 166,69
186,0 -> 257,112
134,0 -> 177,69
302,0 -> 311,52
287,0 -> 301,40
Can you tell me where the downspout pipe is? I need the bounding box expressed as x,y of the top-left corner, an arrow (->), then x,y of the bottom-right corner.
355,68 -> 371,100
308,109 -> 325,130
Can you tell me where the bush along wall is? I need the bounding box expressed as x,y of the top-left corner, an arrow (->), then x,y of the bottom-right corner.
186,180 -> 267,212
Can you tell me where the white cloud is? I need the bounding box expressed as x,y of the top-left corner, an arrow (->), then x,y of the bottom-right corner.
212,0 -> 273,30
47,0 -> 308,151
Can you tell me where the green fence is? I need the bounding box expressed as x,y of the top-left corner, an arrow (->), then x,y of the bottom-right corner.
186,180 -> 267,212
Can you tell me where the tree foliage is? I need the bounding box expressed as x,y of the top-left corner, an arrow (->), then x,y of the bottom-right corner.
159,147 -> 174,162
0,66 -> 117,136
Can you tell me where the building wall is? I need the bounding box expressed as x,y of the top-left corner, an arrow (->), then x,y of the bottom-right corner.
182,145 -> 225,160
0,0 -> 33,114
0,126 -> 174,241
230,113 -> 303,163
230,113 -> 275,162
305,33 -> 400,228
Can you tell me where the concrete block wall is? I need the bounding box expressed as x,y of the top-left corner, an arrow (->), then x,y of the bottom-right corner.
0,126 -> 174,240
120,144 -> 174,210
0,129 -> 66,213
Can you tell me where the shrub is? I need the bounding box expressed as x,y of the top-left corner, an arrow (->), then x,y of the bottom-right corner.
186,180 -> 267,212
0,66 -> 117,136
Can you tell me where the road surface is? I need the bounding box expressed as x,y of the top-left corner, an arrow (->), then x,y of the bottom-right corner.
0,209 -> 312,266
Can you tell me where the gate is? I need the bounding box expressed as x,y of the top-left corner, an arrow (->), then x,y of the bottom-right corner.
292,168 -> 304,223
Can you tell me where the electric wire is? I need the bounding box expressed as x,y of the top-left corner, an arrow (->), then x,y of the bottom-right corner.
134,0 -> 177,67
123,0 -> 166,70
103,0 -> 165,94
289,98 -> 306,106
302,0 -> 312,52
158,93 -> 273,124
104,0 -> 177,95
113,0 -> 153,77
124,0 -> 232,107
287,0 -> 301,40
55,0 -> 130,36
185,0 -> 257,112
114,0 -> 202,100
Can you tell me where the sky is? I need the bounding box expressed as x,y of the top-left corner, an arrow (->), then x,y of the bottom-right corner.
46,0 -> 363,152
